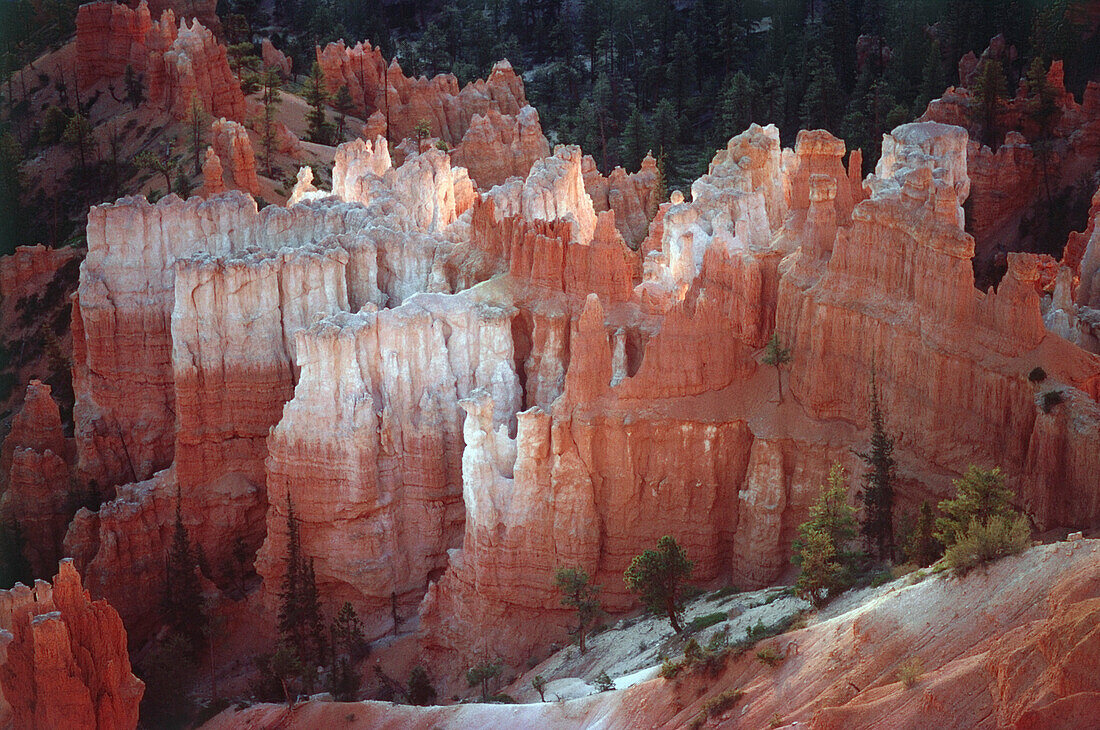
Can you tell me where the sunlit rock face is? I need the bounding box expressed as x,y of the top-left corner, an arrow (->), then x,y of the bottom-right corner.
46,32 -> 1100,702
0,560 -> 143,730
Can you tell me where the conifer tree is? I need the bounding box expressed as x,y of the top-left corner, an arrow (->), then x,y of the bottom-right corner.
278,494 -> 325,680
934,466 -> 1015,546
905,501 -> 943,567
553,567 -> 602,653
618,106 -> 651,172
762,333 -> 793,403
163,485 -> 206,651
623,535 -> 694,633
333,84 -> 354,143
304,61 -> 332,144
857,372 -> 895,561
259,68 -> 282,177
971,58 -> 1007,147
793,463 -> 860,606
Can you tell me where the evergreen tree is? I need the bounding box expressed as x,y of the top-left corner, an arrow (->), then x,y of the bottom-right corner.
163,486 -> 207,651
330,601 -> 367,660
0,513 -> 31,588
185,94 -> 208,176
857,372 -> 895,561
406,666 -> 437,706
719,71 -> 758,142
62,112 -> 95,170
971,58 -> 1007,147
552,566 -> 602,653
332,84 -> 354,143
762,333 -> 793,403
278,494 -> 325,680
618,105 -> 651,171
304,61 -> 332,145
259,68 -> 282,177
904,501 -> 943,567
935,466 -> 1016,547
800,49 -> 842,132
793,463 -> 860,606
623,535 -> 694,633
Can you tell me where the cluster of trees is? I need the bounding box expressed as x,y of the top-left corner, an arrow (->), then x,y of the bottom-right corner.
792,375 -> 1032,607
224,0 -> 1100,189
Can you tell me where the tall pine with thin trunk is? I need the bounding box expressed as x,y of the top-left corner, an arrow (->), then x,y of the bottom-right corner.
278,494 -> 326,682
163,485 -> 207,651
857,371 -> 895,561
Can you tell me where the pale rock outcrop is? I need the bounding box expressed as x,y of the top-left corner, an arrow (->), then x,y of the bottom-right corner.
0,560 -> 143,730
75,192 -> 378,489
210,118 -> 259,195
450,106 -> 550,190
256,292 -> 521,638
0,382 -> 72,578
139,0 -> 220,34
488,145 -> 599,244
640,124 -> 794,307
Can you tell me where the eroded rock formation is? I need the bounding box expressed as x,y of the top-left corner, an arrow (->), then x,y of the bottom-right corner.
316,42 -> 527,149
210,118 -> 259,195
1,381 -> 72,578
75,0 -> 244,121
0,560 -> 143,730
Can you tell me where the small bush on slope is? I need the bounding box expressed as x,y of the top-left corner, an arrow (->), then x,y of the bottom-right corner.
943,515 -> 1030,574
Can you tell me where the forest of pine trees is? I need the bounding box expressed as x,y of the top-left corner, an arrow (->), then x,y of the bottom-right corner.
202,0 -> 1100,188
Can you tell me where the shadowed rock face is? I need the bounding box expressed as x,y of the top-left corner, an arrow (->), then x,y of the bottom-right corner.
75,0 -> 244,121
0,560 -> 143,730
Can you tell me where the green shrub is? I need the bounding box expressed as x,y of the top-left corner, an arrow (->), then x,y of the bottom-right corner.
659,658 -> 683,679
870,569 -> 893,587
709,586 -> 739,601
897,656 -> 923,688
943,515 -> 1030,574
489,693 -> 516,703
688,612 -> 727,632
755,646 -> 782,666
593,671 -> 614,692
702,689 -> 743,717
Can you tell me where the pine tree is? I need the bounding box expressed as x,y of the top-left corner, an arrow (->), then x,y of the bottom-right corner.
762,333 -> 793,403
793,463 -> 860,606
62,112 -> 95,170
800,49 -> 842,132
278,494 -> 325,680
905,501 -> 943,567
163,485 -> 207,651
971,58 -> 1007,147
719,71 -> 758,141
857,372 -> 895,561
185,93 -> 208,176
0,513 -> 31,588
304,61 -> 332,145
553,567 -> 602,653
618,106 -> 651,172
333,84 -> 354,143
259,68 -> 282,177
935,466 -> 1016,547
623,535 -> 694,633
